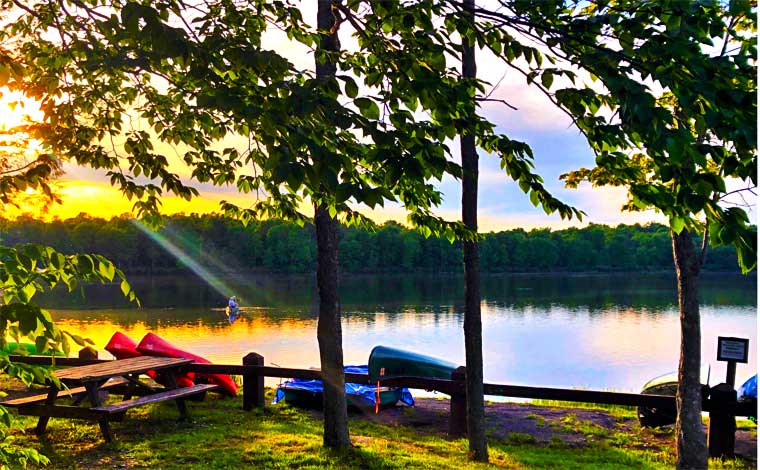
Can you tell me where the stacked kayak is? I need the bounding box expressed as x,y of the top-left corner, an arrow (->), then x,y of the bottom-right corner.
274,346 -> 461,411
104,332 -> 238,396
273,365 -> 414,409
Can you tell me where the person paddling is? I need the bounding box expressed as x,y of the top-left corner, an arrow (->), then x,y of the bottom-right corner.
225,296 -> 240,323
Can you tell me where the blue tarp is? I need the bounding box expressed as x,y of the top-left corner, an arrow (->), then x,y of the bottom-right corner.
739,374 -> 757,401
273,365 -> 414,408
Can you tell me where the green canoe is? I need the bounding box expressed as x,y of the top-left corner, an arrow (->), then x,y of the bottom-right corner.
1,342 -> 64,356
1,343 -> 39,355
368,346 -> 459,382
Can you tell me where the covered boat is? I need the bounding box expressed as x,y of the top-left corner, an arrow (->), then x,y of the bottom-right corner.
368,345 -> 459,382
273,365 -> 414,409
738,374 -> 757,422
638,369 -> 710,428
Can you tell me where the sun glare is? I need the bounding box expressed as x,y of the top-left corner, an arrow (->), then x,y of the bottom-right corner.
0,87 -> 43,131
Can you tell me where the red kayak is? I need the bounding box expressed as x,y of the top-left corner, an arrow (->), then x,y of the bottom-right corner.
137,333 -> 238,397
105,332 -> 195,388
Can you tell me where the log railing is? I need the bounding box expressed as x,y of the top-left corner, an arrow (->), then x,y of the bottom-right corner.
8,350 -> 753,459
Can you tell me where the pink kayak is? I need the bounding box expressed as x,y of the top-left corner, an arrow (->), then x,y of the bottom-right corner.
105,332 -> 195,388
136,333 -> 238,396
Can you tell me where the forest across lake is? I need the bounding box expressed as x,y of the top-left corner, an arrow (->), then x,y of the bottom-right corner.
0,214 -> 751,274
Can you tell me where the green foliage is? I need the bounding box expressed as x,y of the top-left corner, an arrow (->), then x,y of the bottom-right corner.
0,47 -> 140,470
0,0 -> 585,247
504,0 -> 759,273
0,242 -> 139,468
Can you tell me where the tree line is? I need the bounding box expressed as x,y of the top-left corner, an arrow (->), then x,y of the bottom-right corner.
0,214 -> 746,275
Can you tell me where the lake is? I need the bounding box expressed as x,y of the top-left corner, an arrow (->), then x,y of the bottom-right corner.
38,272 -> 757,394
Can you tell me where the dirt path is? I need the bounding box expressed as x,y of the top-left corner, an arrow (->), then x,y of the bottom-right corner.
355,398 -> 757,463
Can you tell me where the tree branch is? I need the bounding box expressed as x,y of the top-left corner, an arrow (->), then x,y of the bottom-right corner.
475,97 -> 518,110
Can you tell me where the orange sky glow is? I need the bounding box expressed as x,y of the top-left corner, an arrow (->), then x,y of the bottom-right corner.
0,85 -> 674,232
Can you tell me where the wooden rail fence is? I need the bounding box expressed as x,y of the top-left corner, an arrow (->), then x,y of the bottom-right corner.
8,350 -> 754,459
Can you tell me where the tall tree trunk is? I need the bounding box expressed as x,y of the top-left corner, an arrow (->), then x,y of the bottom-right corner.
315,0 -> 350,449
461,0 -> 488,461
672,228 -> 707,469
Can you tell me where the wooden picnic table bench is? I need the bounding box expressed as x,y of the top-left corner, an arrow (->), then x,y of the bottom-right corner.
6,356 -> 217,443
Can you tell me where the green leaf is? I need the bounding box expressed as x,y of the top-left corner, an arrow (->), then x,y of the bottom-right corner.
344,78 -> 359,99
541,70 -> 554,89
355,98 -> 380,120
669,216 -> 685,234
120,280 -> 131,297
98,261 -> 116,281
35,336 -> 48,354
77,254 -> 94,274
529,190 -> 540,207
20,283 -> 36,303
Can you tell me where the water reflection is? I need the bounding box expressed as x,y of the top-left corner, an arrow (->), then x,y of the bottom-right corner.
41,273 -> 756,393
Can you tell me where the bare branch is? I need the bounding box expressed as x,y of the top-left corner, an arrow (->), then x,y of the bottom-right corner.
476,97 -> 518,110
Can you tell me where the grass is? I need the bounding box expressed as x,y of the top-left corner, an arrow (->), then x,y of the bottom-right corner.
3,389 -> 755,469
529,399 -> 637,420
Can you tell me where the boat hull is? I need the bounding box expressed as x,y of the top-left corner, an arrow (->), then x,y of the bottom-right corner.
368,345 -> 459,382
638,370 -> 710,428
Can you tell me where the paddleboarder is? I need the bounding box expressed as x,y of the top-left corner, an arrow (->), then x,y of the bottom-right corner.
226,296 -> 240,323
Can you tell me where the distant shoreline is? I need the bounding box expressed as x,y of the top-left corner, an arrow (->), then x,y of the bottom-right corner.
110,268 -> 753,278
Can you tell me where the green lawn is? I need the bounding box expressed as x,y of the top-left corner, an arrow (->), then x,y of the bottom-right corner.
7,390 -> 755,469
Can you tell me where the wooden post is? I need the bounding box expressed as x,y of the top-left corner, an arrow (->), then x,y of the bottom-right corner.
725,361 -> 737,389
449,366 -> 467,437
78,346 -> 98,360
708,383 -> 737,459
243,352 -> 264,411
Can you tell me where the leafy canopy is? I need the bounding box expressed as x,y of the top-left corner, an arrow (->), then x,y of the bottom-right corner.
1,0 -> 581,244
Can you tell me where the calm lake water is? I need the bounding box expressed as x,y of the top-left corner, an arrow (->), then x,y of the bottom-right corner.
38,272 -> 757,394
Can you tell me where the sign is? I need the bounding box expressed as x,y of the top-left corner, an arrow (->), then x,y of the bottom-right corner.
717,337 -> 749,363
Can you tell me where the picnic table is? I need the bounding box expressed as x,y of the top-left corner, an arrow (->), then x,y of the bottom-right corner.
2,356 -> 218,442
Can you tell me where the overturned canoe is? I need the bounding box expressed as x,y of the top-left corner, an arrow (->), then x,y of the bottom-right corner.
638,369 -> 710,428
368,345 -> 459,382
1,342 -> 39,355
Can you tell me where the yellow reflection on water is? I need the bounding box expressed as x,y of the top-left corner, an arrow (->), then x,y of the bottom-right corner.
54,313 -> 320,368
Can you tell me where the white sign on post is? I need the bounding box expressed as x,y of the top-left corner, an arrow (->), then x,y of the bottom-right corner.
717,336 -> 749,363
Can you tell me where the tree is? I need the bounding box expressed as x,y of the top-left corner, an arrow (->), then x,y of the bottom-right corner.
458,0 -> 487,460
0,55 -> 138,467
3,0 -> 481,449
340,5 -> 581,462
548,3 -> 756,467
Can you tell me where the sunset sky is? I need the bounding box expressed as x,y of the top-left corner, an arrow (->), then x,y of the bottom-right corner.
2,12 -> 753,232
2,80 -> 669,232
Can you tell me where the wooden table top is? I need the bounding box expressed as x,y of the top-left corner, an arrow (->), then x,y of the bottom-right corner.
54,356 -> 193,384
